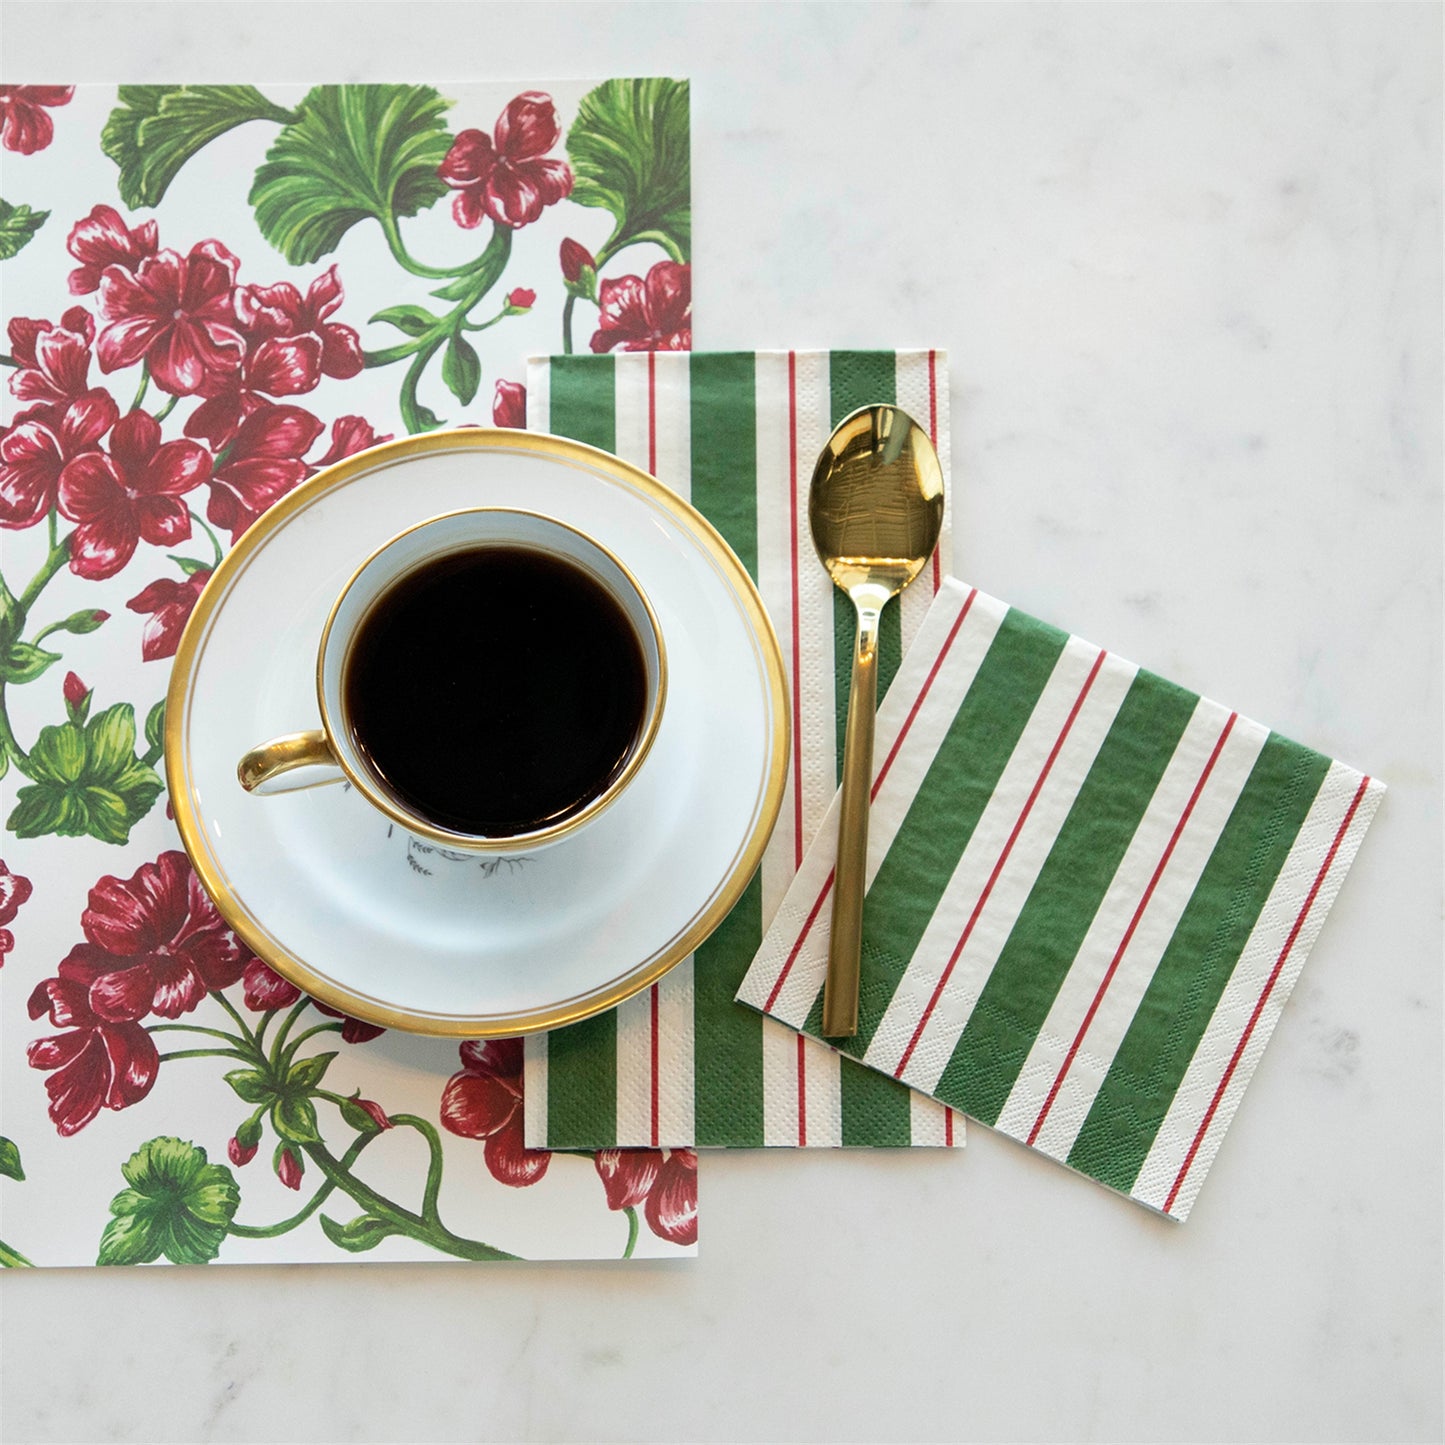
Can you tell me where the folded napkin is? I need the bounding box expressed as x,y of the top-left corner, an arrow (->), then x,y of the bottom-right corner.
738,578 -> 1383,1219
524,349 -> 962,1148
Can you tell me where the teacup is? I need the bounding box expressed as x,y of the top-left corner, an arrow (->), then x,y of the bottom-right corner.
236,507 -> 666,853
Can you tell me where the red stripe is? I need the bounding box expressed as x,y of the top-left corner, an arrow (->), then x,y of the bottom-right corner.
647,349 -> 657,475
788,352 -> 805,871
894,648 -> 1110,1080
945,1108 -> 955,1146
763,865 -> 835,1013
1163,774 -> 1371,1214
928,349 -> 941,594
649,984 -> 660,1148
872,588 -> 976,800
759,586 -> 976,1013
1025,711 -> 1240,1146
796,1032 -> 808,1147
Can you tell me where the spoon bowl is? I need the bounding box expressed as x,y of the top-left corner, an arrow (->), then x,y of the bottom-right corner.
809,405 -> 944,1036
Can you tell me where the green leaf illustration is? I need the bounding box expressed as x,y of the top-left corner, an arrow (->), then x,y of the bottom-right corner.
286,1051 -> 337,1092
0,199 -> 50,261
143,697 -> 166,753
272,1095 -> 321,1145
319,1211 -> 402,1253
249,84 -> 454,265
440,333 -> 481,405
0,1137 -> 23,1183
567,77 -> 691,262
223,1068 -> 273,1106
98,1137 -> 240,1266
8,702 -> 163,844
0,641 -> 61,685
102,85 -> 297,210
371,304 -> 438,337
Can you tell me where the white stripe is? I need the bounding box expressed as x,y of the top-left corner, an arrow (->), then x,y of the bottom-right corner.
801,1037 -> 842,1147
873,645 -> 1139,1092
736,581 -> 1004,1027
656,958 -> 697,1147
893,350 -> 949,652
994,700 -> 1270,1158
910,1092 -> 963,1148
651,351 -> 692,500
613,988 -> 655,1146
612,352 -> 650,472
524,355 -> 551,431
761,1017 -> 803,1146
1133,765 -> 1383,1218
521,1032 -> 548,1149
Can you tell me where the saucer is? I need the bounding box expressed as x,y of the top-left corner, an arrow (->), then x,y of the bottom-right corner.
167,428 -> 789,1037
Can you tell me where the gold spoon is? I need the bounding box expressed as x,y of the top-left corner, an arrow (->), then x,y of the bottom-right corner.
810,405 -> 945,1036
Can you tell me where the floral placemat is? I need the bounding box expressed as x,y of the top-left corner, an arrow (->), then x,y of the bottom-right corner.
0,79 -> 697,1265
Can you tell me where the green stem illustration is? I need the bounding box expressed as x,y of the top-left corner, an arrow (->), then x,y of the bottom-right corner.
0,529 -> 74,779
227,1133 -> 372,1239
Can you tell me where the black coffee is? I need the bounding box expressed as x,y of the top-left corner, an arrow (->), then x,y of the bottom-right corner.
345,546 -> 648,837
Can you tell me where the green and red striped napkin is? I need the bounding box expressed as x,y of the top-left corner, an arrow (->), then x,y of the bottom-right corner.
523,350 -> 961,1149
737,578 -> 1384,1219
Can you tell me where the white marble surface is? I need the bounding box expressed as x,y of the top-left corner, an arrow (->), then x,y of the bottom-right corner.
1,2 -> 1440,1441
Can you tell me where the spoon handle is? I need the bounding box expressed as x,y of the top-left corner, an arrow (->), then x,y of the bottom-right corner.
823,593 -> 883,1037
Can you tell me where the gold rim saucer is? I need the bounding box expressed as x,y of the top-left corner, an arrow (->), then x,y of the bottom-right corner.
166,427 -> 789,1037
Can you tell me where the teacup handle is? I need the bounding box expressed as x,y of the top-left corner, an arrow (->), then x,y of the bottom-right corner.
237,730 -> 342,794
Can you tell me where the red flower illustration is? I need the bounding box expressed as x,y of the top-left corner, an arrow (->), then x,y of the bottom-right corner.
505,288 -> 535,311
440,1038 -> 549,1187
0,86 -> 73,155
560,238 -> 595,285
240,959 -> 385,1043
0,390 -> 117,531
204,403 -> 323,542
590,261 -> 691,353
228,1133 -> 258,1167
8,308 -> 96,406
594,1148 -> 698,1246
492,379 -> 526,429
241,957 -> 300,1011
46,850 -> 251,1025
184,265 -> 365,449
58,408 -> 211,579
26,1014 -> 158,1137
125,569 -> 212,662
97,241 -> 245,395
276,1145 -> 304,1190
439,92 -> 573,230
236,266 -> 363,380
0,861 -> 34,968
67,204 -> 159,295
184,333 -> 321,450
313,415 -> 393,468
63,671 -> 89,713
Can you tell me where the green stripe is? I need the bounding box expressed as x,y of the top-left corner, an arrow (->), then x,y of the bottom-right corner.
935,669 -> 1199,1124
805,607 -> 1071,1056
840,1050 -> 915,1144
684,352 -> 768,1146
547,354 -> 615,452
1068,733 -> 1331,1191
545,1008 -> 617,1148
693,870 -> 766,1145
688,353 -> 758,577
828,353 -> 903,774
